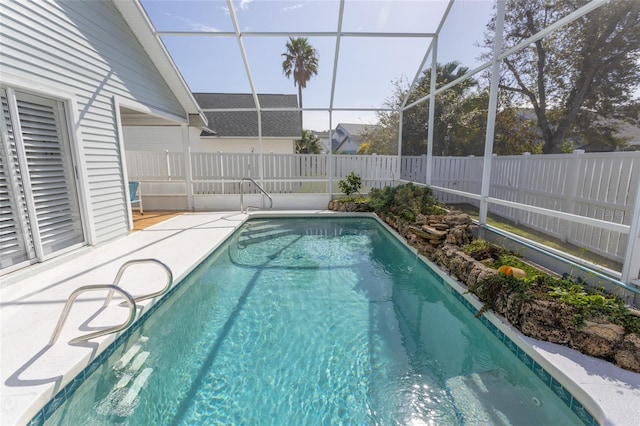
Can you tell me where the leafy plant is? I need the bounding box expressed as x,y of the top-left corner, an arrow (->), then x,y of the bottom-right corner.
338,172 -> 362,197
548,283 -> 640,332
468,266 -> 640,334
462,239 -> 505,262
296,129 -> 322,154
468,273 -> 531,317
369,183 -> 442,221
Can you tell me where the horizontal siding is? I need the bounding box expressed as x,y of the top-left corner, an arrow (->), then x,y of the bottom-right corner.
0,0 -> 188,243
123,126 -> 297,154
123,126 -> 184,152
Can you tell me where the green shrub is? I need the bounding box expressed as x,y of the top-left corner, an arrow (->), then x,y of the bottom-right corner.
462,239 -> 505,262
369,183 -> 442,222
468,273 -> 531,317
469,268 -> 640,333
338,172 -> 362,197
547,282 -> 640,333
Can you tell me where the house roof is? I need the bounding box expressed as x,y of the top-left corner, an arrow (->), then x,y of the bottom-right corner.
113,1 -> 206,127
332,122 -> 378,151
194,93 -> 302,138
337,123 -> 370,136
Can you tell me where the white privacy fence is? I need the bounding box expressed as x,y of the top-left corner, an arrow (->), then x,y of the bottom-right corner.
126,150 -> 639,265
126,151 -> 398,196
401,151 -> 640,264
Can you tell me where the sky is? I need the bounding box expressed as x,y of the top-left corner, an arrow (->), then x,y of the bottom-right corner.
140,0 -> 496,131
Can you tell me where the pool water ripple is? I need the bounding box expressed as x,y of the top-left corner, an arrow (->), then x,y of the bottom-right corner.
44,218 -> 585,425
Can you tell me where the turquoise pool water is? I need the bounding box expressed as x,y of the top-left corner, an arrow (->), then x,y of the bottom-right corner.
44,217 -> 585,425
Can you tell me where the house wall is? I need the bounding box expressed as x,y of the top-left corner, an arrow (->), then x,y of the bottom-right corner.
336,139 -> 360,154
0,0 -> 188,244
123,126 -> 296,154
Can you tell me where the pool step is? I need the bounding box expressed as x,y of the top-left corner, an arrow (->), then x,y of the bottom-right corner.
118,367 -> 153,410
97,336 -> 153,417
113,336 -> 148,371
237,223 -> 295,248
445,369 -> 543,426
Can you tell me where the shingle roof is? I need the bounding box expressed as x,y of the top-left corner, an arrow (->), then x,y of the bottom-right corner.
338,123 -> 370,136
193,93 -> 301,137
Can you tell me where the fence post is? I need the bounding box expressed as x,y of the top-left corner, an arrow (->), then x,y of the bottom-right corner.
219,151 -> 225,195
622,177 -> 640,289
164,149 -> 171,181
180,125 -> 193,210
561,149 -> 585,242
515,152 -> 531,225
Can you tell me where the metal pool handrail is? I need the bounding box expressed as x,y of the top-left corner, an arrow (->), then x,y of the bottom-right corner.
49,285 -> 137,345
49,259 -> 173,345
240,177 -> 273,213
104,258 -> 173,305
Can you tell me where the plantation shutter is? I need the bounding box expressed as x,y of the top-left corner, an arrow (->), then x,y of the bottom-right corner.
0,88 -> 84,272
0,90 -> 34,268
15,91 -> 84,256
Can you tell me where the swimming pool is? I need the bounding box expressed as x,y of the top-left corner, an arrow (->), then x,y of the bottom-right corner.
41,217 -> 589,425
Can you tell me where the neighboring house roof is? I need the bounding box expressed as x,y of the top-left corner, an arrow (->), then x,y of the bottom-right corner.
332,123 -> 377,153
617,121 -> 640,149
113,1 -> 206,127
338,123 -> 370,137
194,93 -> 302,138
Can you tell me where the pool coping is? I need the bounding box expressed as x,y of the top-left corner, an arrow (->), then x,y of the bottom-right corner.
1,211 -> 638,425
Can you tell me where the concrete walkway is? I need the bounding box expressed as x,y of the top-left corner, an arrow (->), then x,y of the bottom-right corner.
1,211 -> 639,425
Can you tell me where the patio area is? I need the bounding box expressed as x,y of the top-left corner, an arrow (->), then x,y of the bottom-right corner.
131,211 -> 185,232
1,0 -> 639,424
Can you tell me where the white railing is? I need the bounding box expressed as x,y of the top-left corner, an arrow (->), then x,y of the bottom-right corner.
125,150 -> 639,265
128,151 -> 400,196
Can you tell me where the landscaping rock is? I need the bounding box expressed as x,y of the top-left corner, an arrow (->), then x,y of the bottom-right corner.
327,200 -> 373,212
615,334 -> 640,372
421,225 -> 447,239
572,332 -> 617,359
415,214 -> 429,225
582,321 -> 625,343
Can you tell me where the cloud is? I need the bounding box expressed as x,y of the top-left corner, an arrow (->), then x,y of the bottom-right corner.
163,11 -> 220,32
283,4 -> 303,11
239,0 -> 254,11
190,22 -> 220,32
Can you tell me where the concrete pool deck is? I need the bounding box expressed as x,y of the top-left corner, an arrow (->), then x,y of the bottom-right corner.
1,211 -> 639,425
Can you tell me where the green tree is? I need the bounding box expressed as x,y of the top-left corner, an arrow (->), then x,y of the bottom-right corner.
403,61 -> 478,156
449,90 -> 544,155
361,63 -> 479,156
296,129 -> 322,154
364,63 -> 545,156
358,114 -> 398,155
485,0 -> 640,153
361,64 -> 477,156
281,37 -> 319,112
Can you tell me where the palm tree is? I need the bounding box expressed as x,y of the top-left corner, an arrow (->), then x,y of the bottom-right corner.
296,130 -> 322,154
281,37 -> 319,111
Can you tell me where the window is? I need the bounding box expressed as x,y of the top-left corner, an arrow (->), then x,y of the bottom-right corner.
0,87 -> 84,272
